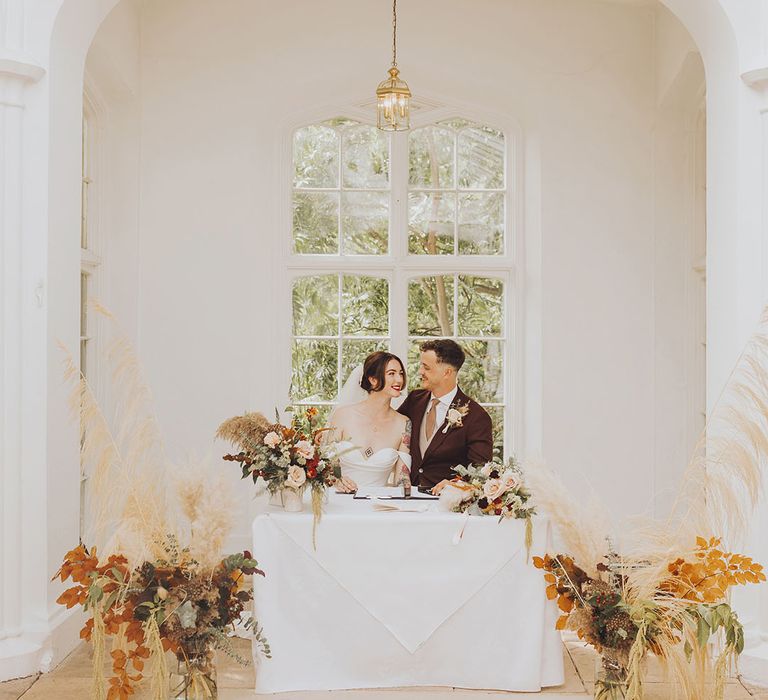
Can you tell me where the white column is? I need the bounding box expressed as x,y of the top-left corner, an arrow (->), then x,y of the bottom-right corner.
737,63 -> 768,682
0,48 -> 45,679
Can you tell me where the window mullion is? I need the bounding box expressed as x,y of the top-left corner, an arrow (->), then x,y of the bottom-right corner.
390,130 -> 408,262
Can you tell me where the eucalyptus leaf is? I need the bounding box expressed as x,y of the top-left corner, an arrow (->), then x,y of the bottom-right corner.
696,614 -> 711,648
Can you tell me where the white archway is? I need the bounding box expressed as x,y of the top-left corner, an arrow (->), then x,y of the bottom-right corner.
2,0 -> 768,680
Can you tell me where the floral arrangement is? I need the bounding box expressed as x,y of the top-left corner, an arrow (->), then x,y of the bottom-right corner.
533,537 -> 766,700
58,305 -> 272,700
438,458 -> 535,550
55,541 -> 270,700
217,408 -> 338,537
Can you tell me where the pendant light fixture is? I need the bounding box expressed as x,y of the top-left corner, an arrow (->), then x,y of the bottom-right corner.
376,0 -> 411,131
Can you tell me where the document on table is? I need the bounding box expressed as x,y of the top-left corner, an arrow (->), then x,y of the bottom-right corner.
353,486 -> 438,500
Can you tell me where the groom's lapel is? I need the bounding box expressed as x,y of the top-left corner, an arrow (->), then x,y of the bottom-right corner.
410,391 -> 431,458
423,387 -> 467,460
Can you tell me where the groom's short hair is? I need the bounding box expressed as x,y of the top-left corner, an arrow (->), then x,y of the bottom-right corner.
420,339 -> 465,371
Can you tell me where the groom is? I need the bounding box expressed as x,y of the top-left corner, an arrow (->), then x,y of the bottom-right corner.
398,339 -> 493,490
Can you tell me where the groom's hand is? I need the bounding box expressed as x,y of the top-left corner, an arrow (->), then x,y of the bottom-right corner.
335,476 -> 358,494
431,479 -> 451,495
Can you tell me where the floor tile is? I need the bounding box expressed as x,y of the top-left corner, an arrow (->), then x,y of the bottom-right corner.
0,676 -> 37,700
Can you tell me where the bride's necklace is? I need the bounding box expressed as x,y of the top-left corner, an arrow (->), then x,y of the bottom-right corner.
354,404 -> 387,458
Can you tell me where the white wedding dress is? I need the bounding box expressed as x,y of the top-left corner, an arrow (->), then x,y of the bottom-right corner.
335,440 -> 411,487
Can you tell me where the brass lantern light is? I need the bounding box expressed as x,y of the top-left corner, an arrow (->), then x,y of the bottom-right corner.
376,0 -> 411,131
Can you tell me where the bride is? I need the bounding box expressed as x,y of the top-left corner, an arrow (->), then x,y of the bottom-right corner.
329,351 -> 412,493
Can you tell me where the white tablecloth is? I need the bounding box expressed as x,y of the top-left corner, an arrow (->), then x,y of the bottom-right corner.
251,492 -> 563,693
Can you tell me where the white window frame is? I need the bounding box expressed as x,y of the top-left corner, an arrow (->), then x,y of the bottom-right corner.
277,102 -> 525,457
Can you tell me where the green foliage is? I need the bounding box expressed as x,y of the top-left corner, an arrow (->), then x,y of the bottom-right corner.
685,603 -> 745,659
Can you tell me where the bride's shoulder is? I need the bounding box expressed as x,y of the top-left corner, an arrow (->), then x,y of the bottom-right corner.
391,410 -> 410,428
329,401 -> 364,423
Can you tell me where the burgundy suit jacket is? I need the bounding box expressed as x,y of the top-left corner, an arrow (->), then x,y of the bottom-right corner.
397,387 -> 493,489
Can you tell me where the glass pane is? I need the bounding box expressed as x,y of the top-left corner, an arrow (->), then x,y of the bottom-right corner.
291,339 -> 338,402
459,340 -> 503,404
341,191 -> 388,255
408,276 -> 454,336
342,276 -> 389,336
293,191 -> 339,254
81,117 -> 89,249
438,117 -> 476,131
484,405 -> 505,460
80,273 -> 88,335
342,339 -> 389,387
293,275 -> 339,336
408,192 -> 455,255
323,116 -> 359,129
342,126 -> 390,189
408,126 -> 454,188
81,181 -> 88,250
80,339 -> 88,379
457,125 -> 504,189
406,343 -> 421,393
457,276 -> 503,336
458,192 -> 504,255
293,125 -> 339,188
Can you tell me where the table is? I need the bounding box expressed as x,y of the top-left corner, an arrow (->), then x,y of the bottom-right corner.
251,492 -> 564,693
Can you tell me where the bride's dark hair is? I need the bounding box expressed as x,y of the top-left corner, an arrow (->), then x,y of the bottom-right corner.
361,351 -> 406,393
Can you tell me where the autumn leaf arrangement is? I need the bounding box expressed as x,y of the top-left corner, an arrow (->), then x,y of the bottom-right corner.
217,407 -> 339,540
534,538 -> 765,699
55,305 -> 271,700
525,311 -> 768,700
55,543 -> 270,700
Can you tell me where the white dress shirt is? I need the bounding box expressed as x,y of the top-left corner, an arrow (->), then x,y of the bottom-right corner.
424,385 -> 459,435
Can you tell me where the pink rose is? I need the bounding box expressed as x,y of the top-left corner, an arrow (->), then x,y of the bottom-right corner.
285,465 -> 306,489
295,440 -> 315,461
500,470 -> 518,491
483,478 -> 507,500
263,431 -> 281,448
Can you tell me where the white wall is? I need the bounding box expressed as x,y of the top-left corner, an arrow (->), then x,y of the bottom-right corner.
93,0 -> 697,539
651,4 -> 706,517
13,0 -> 768,681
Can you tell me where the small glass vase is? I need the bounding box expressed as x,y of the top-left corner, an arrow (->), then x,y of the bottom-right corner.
594,655 -> 628,700
169,640 -> 217,700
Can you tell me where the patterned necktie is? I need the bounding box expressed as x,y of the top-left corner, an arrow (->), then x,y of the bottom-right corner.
425,397 -> 440,439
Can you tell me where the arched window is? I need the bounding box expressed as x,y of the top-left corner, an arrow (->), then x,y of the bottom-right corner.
287,116 -> 512,455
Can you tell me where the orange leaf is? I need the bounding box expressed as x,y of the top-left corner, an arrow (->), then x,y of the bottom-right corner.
558,596 -> 574,613
546,584 -> 558,600
555,614 -> 569,630
533,556 -> 544,569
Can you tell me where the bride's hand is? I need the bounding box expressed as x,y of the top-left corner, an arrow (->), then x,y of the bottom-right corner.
431,479 -> 451,495
335,476 -> 358,494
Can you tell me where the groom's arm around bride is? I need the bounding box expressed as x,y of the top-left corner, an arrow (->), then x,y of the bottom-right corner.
398,339 -> 493,490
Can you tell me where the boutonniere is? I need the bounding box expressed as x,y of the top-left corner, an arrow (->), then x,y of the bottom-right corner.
442,401 -> 470,433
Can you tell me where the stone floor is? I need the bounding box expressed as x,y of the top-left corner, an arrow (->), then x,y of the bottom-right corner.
1,636 -> 767,699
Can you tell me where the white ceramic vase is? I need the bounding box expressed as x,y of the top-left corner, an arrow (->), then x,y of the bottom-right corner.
281,487 -> 304,512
